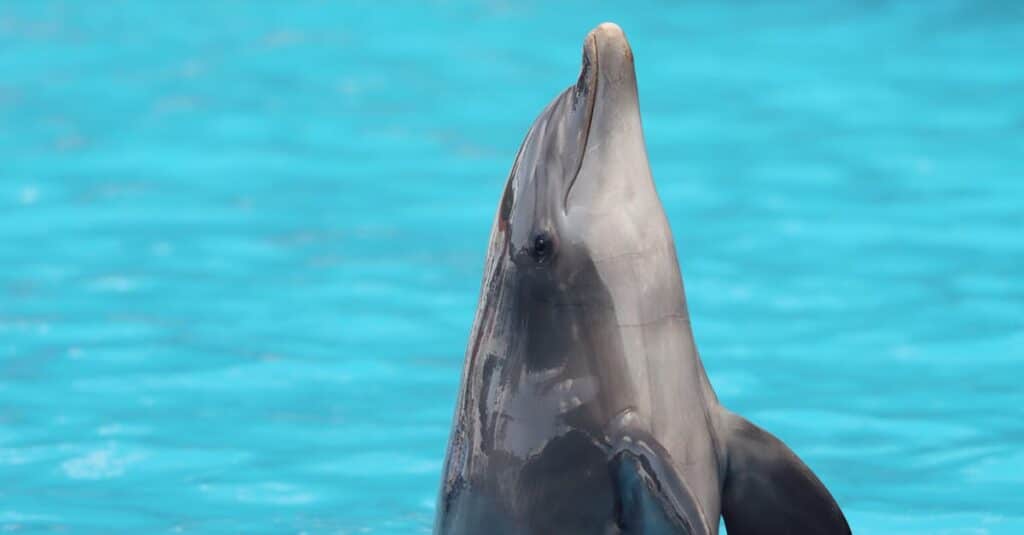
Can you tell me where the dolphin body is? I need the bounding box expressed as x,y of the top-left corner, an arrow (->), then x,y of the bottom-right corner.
435,23 -> 851,535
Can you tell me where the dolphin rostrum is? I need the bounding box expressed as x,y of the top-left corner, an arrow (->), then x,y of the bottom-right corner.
435,22 -> 851,535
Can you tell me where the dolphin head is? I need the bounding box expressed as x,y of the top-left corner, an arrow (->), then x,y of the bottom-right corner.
489,22 -> 688,371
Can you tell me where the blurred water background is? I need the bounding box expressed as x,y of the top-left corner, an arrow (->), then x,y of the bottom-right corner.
2,1 -> 1022,533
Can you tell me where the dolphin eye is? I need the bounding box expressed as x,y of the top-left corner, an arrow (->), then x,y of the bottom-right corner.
529,232 -> 555,263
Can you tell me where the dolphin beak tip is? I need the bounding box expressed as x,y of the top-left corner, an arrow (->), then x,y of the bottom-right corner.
590,22 -> 626,42
586,22 -> 634,68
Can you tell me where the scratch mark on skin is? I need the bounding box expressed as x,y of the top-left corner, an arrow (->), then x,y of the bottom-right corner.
615,313 -> 688,329
592,244 -> 672,265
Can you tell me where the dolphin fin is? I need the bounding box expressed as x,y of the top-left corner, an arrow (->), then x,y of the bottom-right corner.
607,420 -> 711,535
610,450 -> 695,534
718,409 -> 851,535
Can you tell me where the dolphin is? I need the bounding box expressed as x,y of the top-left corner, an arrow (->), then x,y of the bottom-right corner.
435,22 -> 851,535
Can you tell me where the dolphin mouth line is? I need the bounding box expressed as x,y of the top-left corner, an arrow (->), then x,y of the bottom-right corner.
562,38 -> 598,212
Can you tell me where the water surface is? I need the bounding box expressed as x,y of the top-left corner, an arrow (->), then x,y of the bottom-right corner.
1,1 -> 1022,533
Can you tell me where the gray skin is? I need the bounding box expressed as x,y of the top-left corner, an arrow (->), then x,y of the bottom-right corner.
435,23 -> 851,535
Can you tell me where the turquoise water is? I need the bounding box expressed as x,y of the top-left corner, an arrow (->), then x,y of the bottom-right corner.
2,1 -> 1022,533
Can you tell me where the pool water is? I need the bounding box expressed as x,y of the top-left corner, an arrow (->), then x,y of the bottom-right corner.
1,1 -> 1022,533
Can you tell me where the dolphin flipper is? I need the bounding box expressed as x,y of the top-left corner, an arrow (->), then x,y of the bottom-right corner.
718,409 -> 851,535
610,450 -> 697,534
607,419 -> 712,535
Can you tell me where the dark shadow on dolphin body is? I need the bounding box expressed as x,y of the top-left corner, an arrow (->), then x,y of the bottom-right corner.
436,22 -> 851,535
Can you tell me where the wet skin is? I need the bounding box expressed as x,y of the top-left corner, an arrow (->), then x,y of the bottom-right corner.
435,23 -> 850,535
